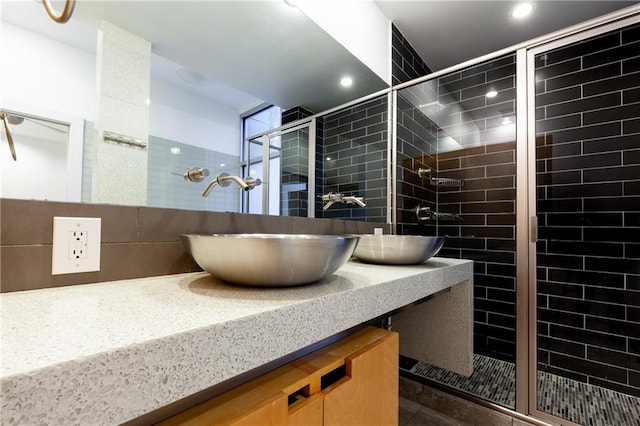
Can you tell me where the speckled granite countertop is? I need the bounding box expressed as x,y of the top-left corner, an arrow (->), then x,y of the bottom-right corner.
1,257 -> 472,425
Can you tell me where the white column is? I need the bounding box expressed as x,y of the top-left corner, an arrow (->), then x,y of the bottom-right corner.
93,21 -> 150,205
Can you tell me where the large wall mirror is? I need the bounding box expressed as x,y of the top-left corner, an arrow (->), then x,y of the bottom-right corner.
0,1 -> 388,215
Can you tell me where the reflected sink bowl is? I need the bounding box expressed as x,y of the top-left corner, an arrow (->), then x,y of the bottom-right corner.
181,234 -> 359,287
352,235 -> 445,265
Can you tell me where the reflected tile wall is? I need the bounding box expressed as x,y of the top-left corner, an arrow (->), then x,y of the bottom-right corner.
147,135 -> 240,212
281,107 -> 314,217
391,24 -> 432,85
319,96 -> 388,222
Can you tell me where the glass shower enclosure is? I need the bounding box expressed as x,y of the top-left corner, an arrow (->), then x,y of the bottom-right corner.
395,53 -> 519,410
245,120 -> 315,217
394,10 -> 639,426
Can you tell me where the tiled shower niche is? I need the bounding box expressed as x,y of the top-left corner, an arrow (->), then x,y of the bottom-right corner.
396,54 -> 518,365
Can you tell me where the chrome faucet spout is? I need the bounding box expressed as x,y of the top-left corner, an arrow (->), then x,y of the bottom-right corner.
219,174 -> 249,190
243,176 -> 262,190
322,192 -> 366,210
342,196 -> 366,208
202,172 -> 260,197
202,179 -> 220,197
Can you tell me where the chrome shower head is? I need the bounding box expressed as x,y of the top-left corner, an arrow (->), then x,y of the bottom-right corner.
6,115 -> 24,125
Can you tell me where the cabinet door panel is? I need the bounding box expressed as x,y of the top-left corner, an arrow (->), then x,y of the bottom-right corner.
287,393 -> 323,426
323,333 -> 398,426
230,396 -> 288,426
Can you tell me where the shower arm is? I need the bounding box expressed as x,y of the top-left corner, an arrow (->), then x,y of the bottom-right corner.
0,113 -> 17,161
42,0 -> 75,24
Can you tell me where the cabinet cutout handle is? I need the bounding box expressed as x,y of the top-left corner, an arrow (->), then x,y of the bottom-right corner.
287,384 -> 310,407
320,364 -> 347,391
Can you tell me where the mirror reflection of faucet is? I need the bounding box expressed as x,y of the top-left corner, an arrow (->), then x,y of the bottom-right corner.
202,172 -> 261,197
182,168 -> 261,197
322,192 -> 366,210
182,167 -> 210,182
414,205 -> 464,222
415,167 -> 464,187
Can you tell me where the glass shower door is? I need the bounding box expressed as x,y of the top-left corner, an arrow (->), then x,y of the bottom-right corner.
531,20 -> 640,425
395,53 -> 520,410
246,121 -> 314,216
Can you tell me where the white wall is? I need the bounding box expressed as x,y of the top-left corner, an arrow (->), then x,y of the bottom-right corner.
296,0 -> 391,85
0,135 -> 67,201
149,80 -> 240,156
1,22 -> 241,156
0,22 -> 96,121
1,22 -> 91,201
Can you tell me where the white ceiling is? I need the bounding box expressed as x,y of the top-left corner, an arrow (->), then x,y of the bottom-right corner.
376,0 -> 639,73
2,0 -> 639,114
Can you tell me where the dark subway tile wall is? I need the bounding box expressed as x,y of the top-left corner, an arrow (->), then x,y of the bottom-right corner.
395,92 -> 438,236
281,128 -> 309,217
438,54 -> 517,363
280,107 -> 314,217
535,23 -> 640,397
391,24 -> 432,85
437,140 -> 517,363
281,106 -> 314,125
319,96 -> 388,222
396,54 -> 518,362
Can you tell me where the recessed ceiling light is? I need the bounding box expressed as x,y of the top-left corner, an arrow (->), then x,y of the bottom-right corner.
486,90 -> 498,98
176,66 -> 210,86
340,76 -> 353,88
170,147 -> 181,155
512,3 -> 534,19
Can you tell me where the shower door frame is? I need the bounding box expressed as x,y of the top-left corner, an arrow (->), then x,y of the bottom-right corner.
245,119 -> 316,217
385,6 -> 640,423
522,12 -> 640,426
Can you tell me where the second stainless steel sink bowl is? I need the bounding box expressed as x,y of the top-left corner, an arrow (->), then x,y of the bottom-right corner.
181,234 -> 359,287
352,235 -> 445,265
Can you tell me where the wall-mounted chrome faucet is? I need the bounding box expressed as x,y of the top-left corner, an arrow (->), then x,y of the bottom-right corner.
183,167 -> 210,182
414,205 -> 464,222
322,192 -> 366,210
202,172 -> 261,197
416,167 -> 464,187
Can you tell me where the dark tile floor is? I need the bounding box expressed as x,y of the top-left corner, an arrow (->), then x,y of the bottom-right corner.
402,354 -> 640,426
398,394 -> 537,426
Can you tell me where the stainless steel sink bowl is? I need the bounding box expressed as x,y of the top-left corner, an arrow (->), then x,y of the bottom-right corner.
352,235 -> 445,265
181,234 -> 359,287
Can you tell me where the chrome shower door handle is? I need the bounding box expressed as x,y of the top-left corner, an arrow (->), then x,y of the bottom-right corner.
531,216 -> 538,243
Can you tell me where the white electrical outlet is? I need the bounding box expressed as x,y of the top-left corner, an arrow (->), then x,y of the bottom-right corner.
52,217 -> 101,275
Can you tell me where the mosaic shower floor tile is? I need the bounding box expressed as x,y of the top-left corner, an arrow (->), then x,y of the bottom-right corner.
402,354 -> 640,426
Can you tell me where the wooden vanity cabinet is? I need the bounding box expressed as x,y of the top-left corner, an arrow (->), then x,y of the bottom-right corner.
159,327 -> 398,426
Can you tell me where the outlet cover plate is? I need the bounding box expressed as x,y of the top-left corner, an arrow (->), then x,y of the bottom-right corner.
52,217 -> 101,275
